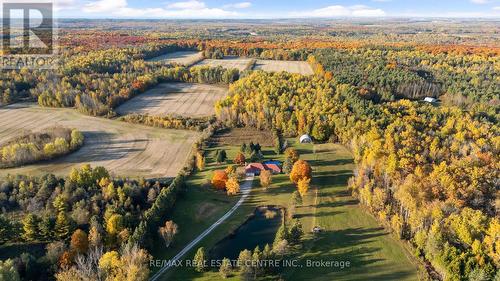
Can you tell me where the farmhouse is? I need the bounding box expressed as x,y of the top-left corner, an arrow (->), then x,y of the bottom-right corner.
245,163 -> 281,175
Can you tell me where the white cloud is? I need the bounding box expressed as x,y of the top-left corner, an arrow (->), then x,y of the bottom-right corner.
223,2 -> 252,9
83,0 -> 127,13
166,0 -> 206,10
470,0 -> 491,4
288,5 -> 386,18
493,6 -> 500,9
81,0 -> 239,18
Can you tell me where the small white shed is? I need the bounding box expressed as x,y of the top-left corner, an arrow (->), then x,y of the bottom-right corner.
424,97 -> 437,103
300,134 -> 312,143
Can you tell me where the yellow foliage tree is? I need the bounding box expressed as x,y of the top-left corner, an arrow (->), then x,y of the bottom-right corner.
225,177 -> 240,195
211,170 -> 229,190
196,152 -> 205,171
260,170 -> 272,188
297,178 -> 310,197
106,214 -> 123,236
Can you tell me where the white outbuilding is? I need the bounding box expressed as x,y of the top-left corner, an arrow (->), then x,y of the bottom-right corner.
299,134 -> 312,143
424,97 -> 437,103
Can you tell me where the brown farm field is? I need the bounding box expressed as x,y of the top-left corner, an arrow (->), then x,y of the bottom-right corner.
146,51 -> 204,66
0,104 -> 199,178
115,83 -> 227,117
194,56 -> 252,71
253,59 -> 314,75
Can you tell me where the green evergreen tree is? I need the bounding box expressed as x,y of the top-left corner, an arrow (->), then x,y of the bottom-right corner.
38,215 -> 55,240
22,214 -> 39,241
273,222 -> 288,247
217,149 -> 227,163
283,158 -> 294,175
289,219 -> 304,244
252,246 -> 262,278
0,216 -> 13,244
54,212 -> 72,239
0,259 -> 20,281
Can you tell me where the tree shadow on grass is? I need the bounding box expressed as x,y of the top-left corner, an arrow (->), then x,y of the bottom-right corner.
309,158 -> 354,168
286,227 -> 412,281
315,199 -> 358,209
294,210 -> 344,219
313,173 -> 353,188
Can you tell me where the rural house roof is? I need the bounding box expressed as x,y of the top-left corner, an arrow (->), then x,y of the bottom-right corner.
245,163 -> 281,173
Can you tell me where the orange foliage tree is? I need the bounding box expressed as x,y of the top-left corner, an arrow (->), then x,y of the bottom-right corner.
212,170 -> 229,190
290,160 -> 312,184
234,152 -> 246,165
70,229 -> 89,255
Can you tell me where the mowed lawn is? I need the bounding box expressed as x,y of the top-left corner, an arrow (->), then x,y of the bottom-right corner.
153,139 -> 420,281
282,143 -> 420,281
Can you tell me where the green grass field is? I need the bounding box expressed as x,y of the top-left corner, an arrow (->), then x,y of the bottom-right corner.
152,139 -> 421,281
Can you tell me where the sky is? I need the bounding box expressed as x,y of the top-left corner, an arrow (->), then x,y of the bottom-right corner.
49,0 -> 500,18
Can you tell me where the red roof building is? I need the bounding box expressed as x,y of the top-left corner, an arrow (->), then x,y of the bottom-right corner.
245,163 -> 281,175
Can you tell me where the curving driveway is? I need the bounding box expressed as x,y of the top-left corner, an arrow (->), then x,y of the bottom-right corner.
149,176 -> 254,281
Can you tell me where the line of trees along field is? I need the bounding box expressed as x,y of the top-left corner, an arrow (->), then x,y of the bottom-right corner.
0,118 -> 216,280
0,127 -> 84,168
216,71 -> 499,280
1,43 -> 239,116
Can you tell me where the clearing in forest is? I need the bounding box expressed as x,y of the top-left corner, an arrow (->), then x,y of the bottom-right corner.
253,59 -> 314,75
0,104 -> 198,178
115,83 -> 227,117
156,141 -> 420,281
147,51 -> 204,66
194,56 -> 252,71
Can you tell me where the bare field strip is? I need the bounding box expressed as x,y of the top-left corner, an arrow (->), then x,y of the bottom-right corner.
194,57 -> 251,72
253,60 -> 314,75
115,83 -> 227,117
0,104 -> 199,179
147,51 -> 204,66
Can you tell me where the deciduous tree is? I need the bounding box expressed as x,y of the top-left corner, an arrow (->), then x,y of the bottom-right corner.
234,152 -> 246,165
259,170 -> 272,188
211,170 -> 229,190
158,220 -> 178,248
226,177 -> 240,195
297,178 -> 311,197
290,160 -> 312,184
70,229 -> 89,255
